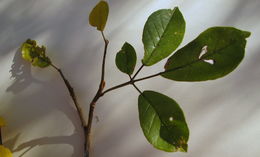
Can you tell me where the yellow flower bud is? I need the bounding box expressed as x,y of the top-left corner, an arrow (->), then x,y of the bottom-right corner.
0,117 -> 6,127
0,145 -> 12,157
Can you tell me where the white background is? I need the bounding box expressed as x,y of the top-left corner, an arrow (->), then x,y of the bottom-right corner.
0,0 -> 259,157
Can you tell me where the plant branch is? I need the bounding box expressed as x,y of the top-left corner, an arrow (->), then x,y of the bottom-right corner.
101,81 -> 132,96
132,83 -> 143,95
134,71 -> 163,83
102,70 -> 163,95
101,73 -> 161,96
101,66 -> 182,95
85,31 -> 109,157
128,74 -> 142,94
101,31 -> 109,82
51,64 -> 87,128
134,65 -> 185,83
132,64 -> 144,80
51,63 -> 87,156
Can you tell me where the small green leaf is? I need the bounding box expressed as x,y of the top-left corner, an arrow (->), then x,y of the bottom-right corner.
115,42 -> 137,75
162,27 -> 250,81
142,7 -> 185,66
138,91 -> 189,152
89,0 -> 109,31
31,57 -> 51,68
21,39 -> 51,68
21,43 -> 34,62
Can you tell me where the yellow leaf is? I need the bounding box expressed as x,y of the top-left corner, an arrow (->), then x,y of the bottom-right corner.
20,39 -> 51,68
0,145 -> 12,157
89,1 -> 109,31
0,117 -> 6,127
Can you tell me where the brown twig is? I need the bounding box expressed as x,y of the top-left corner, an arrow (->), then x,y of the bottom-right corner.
132,64 -> 144,80
102,65 -> 187,95
132,83 -> 143,95
85,31 -> 109,157
50,63 -> 88,156
51,64 -> 86,127
101,72 -> 163,96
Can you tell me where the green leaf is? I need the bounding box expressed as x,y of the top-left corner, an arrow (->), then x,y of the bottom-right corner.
162,27 -> 251,81
115,42 -> 137,75
138,91 -> 189,152
89,1 -> 109,31
21,43 -> 34,62
31,57 -> 51,68
21,39 -> 51,68
142,7 -> 185,66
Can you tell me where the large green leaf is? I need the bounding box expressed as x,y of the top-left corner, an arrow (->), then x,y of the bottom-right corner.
21,39 -> 51,68
162,27 -> 250,81
138,91 -> 189,152
142,7 -> 185,66
89,1 -> 109,31
115,42 -> 137,75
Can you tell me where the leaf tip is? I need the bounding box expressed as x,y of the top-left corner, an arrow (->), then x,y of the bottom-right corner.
178,146 -> 188,152
242,31 -> 251,38
123,41 -> 130,46
173,6 -> 180,11
122,42 -> 130,51
175,137 -> 188,152
178,143 -> 188,152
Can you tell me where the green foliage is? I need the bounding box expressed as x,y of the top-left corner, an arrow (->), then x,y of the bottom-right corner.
110,4 -> 250,154
162,27 -> 250,81
21,39 -> 51,68
138,91 -> 189,152
115,42 -> 137,75
19,1 -> 251,156
142,7 -> 185,66
89,0 -> 109,31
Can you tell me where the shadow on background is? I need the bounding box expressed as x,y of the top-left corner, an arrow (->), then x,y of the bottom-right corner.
4,45 -> 86,156
6,48 -> 43,94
